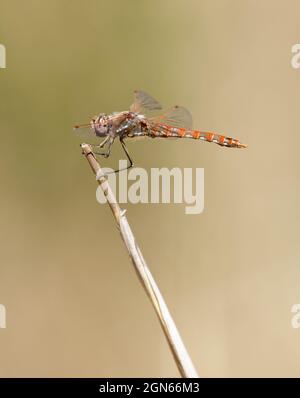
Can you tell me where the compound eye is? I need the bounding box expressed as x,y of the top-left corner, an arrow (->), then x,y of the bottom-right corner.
101,116 -> 108,127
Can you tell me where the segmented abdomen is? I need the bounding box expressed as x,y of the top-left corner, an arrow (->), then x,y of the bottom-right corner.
148,124 -> 246,148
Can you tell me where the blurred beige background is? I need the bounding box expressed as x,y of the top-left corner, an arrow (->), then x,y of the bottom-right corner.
0,0 -> 300,377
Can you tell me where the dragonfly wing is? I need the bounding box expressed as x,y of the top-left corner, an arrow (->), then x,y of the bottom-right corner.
149,105 -> 193,129
130,90 -> 162,113
73,125 -> 100,145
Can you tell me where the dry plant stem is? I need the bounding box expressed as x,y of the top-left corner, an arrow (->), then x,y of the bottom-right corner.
81,143 -> 199,378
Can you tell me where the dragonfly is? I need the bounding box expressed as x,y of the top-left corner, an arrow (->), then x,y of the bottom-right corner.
74,90 -> 247,173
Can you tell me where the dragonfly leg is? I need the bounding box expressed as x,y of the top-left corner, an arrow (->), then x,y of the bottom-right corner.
121,139 -> 133,168
111,139 -> 134,173
98,136 -> 110,149
93,137 -> 114,158
91,136 -> 109,153
92,138 -> 134,174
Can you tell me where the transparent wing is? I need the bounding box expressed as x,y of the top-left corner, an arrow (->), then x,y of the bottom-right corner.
73,124 -> 100,145
149,105 -> 193,129
130,90 -> 162,113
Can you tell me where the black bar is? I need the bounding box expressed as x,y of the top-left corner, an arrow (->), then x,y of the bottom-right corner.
0,378 -> 299,395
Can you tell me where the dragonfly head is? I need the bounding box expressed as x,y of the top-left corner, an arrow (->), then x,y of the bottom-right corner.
91,113 -> 109,137
73,113 -> 109,142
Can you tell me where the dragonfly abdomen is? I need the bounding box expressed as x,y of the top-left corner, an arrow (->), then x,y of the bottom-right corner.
151,124 -> 246,148
189,130 -> 246,148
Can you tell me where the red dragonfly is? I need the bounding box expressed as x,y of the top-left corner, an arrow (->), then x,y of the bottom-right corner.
74,90 -> 247,172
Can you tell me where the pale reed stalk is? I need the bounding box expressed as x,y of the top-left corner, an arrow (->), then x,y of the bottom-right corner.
81,143 -> 199,378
